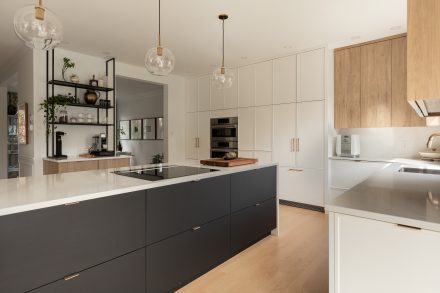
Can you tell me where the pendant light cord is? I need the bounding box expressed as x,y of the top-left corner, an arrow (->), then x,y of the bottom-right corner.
222,19 -> 225,68
38,0 -> 42,6
158,0 -> 161,47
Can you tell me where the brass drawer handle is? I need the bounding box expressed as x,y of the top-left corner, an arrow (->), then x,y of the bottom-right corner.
64,201 -> 80,206
64,273 -> 80,281
288,168 -> 304,172
255,203 -> 261,207
192,226 -> 201,231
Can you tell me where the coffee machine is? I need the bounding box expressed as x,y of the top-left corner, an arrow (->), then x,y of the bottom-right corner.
89,133 -> 114,156
55,131 -> 67,159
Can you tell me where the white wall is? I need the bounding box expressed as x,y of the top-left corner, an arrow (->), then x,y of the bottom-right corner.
117,83 -> 164,165
0,48 -> 35,177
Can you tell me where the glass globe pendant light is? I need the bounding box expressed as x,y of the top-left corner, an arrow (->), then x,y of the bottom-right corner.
212,14 -> 234,89
13,0 -> 63,50
145,0 -> 175,76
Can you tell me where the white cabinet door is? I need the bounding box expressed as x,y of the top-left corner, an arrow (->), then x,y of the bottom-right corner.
335,214 -> 440,293
274,55 -> 297,104
238,65 -> 255,107
255,61 -> 273,106
297,48 -> 325,102
279,167 -> 324,207
273,103 -> 296,166
210,84 -> 224,110
330,160 -> 389,190
185,112 -> 198,160
254,151 -> 272,163
198,76 -> 211,111
224,68 -> 238,109
238,150 -> 254,158
197,111 -> 211,159
238,107 -> 255,150
297,101 -> 324,169
255,105 -> 273,151
186,78 -> 198,112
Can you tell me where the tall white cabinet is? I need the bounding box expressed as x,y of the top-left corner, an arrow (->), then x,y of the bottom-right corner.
185,48 -> 327,208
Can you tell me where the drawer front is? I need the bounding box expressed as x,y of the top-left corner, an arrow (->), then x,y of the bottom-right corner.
0,191 -> 145,293
147,175 -> 230,245
231,197 -> 277,255
147,216 -> 230,293
231,166 -> 277,212
31,248 -> 145,293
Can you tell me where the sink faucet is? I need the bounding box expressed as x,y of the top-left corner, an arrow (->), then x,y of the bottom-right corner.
427,133 -> 440,150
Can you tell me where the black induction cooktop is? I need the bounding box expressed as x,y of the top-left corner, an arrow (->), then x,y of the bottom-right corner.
113,165 -> 218,181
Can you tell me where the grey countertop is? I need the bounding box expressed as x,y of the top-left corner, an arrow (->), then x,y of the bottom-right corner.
326,160 -> 440,232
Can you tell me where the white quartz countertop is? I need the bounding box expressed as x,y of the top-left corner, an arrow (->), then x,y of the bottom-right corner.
0,162 -> 277,217
43,155 -> 132,163
326,159 -> 440,232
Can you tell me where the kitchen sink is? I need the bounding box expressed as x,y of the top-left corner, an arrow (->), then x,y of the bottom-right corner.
399,167 -> 440,175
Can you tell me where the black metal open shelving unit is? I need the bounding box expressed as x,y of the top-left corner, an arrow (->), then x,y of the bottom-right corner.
45,49 -> 116,158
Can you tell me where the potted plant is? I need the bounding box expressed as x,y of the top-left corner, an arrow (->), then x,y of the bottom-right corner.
39,94 -> 76,133
151,153 -> 164,164
62,57 -> 75,82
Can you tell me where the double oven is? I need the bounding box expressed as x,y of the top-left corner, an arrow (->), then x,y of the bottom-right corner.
210,117 -> 238,158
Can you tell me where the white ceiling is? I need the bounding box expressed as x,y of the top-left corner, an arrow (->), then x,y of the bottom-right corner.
1,0 -> 407,76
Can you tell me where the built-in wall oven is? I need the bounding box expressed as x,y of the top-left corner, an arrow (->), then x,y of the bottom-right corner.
210,117 -> 238,158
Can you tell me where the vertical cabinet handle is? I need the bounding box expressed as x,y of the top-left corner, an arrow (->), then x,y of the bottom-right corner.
195,138 -> 198,148
297,138 -> 300,152
291,138 -> 296,152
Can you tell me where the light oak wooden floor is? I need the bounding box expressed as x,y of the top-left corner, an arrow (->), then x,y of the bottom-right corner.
178,205 -> 329,293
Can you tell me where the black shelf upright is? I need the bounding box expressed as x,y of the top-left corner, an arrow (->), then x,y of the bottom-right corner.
45,49 -> 116,158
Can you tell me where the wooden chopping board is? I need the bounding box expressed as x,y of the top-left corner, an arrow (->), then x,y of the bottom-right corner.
200,158 -> 258,167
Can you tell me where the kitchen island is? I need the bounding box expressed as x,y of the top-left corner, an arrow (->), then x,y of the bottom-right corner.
326,160 -> 440,293
0,162 -> 278,293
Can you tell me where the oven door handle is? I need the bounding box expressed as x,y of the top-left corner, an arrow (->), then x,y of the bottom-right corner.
211,125 -> 238,129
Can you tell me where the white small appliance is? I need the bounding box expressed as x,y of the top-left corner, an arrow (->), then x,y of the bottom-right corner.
336,135 -> 360,157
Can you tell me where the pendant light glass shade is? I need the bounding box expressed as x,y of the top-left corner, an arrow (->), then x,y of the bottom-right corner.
145,0 -> 175,76
145,46 -> 175,76
13,2 -> 63,50
212,67 -> 234,89
212,14 -> 233,89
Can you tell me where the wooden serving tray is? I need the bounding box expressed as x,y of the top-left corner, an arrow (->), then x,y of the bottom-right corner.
200,158 -> 258,167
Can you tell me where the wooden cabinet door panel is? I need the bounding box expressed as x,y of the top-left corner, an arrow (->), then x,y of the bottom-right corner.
31,249 -> 145,293
146,175 -> 230,245
231,166 -> 277,212
360,41 -> 392,127
0,191 -> 145,293
147,216 -> 230,293
334,47 -> 361,128
391,37 -> 426,127
231,197 -> 277,255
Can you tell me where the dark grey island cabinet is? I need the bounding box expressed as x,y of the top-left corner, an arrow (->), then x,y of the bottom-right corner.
0,165 -> 277,293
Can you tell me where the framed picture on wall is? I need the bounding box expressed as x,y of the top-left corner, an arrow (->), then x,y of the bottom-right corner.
119,120 -> 130,140
156,117 -> 164,140
18,103 -> 29,145
130,119 -> 142,140
143,118 -> 156,140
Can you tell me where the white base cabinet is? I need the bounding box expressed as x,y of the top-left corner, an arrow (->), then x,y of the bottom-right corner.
279,167 -> 324,207
330,213 -> 440,293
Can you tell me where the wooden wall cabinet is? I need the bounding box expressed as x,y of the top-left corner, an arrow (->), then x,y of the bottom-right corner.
334,47 -> 361,128
334,34 -> 426,128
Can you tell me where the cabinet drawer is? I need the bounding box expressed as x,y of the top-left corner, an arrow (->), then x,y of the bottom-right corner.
0,191 -> 145,293
31,248 -> 145,293
231,197 -> 277,255
231,166 -> 277,212
147,216 -> 230,293
146,175 -> 230,245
